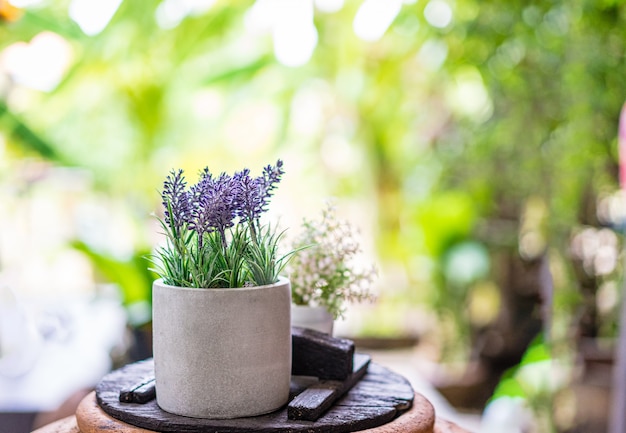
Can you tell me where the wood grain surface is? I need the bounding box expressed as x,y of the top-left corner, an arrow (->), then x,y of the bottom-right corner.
95,358 -> 415,432
32,393 -> 472,433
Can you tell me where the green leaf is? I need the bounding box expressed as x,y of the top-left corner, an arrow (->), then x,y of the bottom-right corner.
491,376 -> 527,400
71,241 -> 156,314
520,336 -> 551,366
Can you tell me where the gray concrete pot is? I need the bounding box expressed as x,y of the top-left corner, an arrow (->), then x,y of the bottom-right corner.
152,277 -> 292,419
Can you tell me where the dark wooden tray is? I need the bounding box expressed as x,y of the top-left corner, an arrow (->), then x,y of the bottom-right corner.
96,358 -> 415,433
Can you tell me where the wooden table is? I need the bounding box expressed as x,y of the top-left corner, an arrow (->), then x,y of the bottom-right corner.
32,391 -> 470,433
32,351 -> 472,433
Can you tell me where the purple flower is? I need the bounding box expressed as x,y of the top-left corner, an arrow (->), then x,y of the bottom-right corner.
229,160 -> 284,244
161,161 -> 285,250
234,168 -> 264,224
188,170 -> 238,247
259,159 -> 284,214
161,169 -> 190,233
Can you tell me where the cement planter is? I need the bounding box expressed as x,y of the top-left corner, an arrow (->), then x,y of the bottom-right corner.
152,277 -> 292,419
291,304 -> 334,335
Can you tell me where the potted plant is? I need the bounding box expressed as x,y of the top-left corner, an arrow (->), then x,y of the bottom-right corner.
150,160 -> 297,419
287,202 -> 377,335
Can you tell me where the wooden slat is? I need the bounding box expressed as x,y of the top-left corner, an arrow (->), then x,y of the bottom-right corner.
119,377 -> 156,404
291,326 -> 355,380
288,354 -> 371,421
288,384 -> 337,421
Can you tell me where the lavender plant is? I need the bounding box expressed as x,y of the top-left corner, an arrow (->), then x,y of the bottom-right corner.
287,203 -> 377,319
151,160 -> 296,288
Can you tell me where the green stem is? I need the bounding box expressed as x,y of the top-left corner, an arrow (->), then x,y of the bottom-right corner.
249,221 -> 258,245
220,229 -> 228,253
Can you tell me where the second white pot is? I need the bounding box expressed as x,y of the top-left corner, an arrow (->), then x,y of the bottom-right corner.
291,304 -> 334,335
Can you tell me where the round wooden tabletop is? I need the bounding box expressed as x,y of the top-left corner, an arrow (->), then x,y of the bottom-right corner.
32,392 -> 471,433
96,359 -> 418,432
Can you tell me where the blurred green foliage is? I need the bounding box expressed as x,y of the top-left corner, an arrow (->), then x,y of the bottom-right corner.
1,0 -> 625,366
489,336 -> 556,431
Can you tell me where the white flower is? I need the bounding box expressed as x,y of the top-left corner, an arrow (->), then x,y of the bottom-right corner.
287,202 -> 376,318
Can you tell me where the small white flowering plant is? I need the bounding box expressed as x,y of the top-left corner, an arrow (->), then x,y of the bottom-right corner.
288,203 -> 377,319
